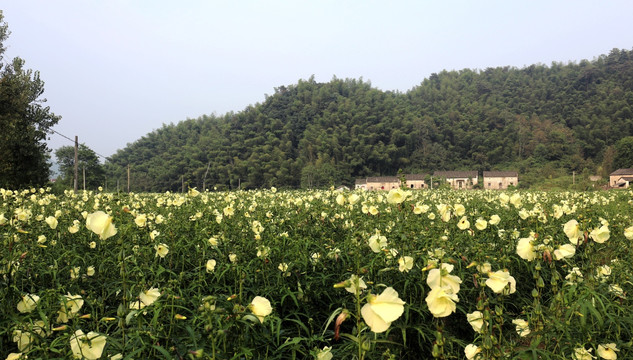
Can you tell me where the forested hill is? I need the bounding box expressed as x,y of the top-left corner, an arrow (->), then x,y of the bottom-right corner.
106,48 -> 633,191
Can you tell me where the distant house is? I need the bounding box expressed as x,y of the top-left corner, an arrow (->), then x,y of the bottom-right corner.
434,171 -> 478,189
483,171 -> 519,190
365,176 -> 400,190
354,174 -> 428,190
404,174 -> 428,189
609,168 -> 633,188
355,179 -> 367,190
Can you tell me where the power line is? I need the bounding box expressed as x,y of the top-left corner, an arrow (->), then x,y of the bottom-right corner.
49,129 -> 110,160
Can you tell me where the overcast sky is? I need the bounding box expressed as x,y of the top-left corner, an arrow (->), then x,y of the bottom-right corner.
2,1 -> 632,160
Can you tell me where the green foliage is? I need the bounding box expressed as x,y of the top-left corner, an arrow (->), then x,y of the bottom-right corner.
54,145 -> 105,190
0,11 -> 60,189
2,188 -> 633,359
107,49 -> 633,191
614,136 -> 633,169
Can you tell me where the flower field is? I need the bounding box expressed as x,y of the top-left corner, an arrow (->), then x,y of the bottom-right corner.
1,187 -> 633,359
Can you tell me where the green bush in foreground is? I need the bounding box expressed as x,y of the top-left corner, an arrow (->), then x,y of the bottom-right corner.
1,187 -> 632,359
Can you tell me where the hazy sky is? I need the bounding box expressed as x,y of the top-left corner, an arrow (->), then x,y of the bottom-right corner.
2,1 -> 632,160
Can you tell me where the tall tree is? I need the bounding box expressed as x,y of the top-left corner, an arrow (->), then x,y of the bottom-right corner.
614,136 -> 633,169
0,11 -> 60,189
55,145 -> 105,190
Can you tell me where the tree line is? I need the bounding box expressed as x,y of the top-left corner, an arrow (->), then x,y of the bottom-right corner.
101,48 -> 633,191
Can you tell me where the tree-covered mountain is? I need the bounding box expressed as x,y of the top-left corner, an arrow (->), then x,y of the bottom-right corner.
105,48 -> 633,191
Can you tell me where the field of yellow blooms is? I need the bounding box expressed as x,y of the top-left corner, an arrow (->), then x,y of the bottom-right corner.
1,187 -> 633,359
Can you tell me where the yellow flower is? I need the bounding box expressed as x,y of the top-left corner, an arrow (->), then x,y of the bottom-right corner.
45,216 -> 58,229
485,270 -> 516,294
139,288 -> 161,307
368,232 -> 388,253
249,296 -> 273,323
228,253 -> 238,263
453,204 -> 465,216
17,293 -> 40,313
425,287 -> 458,318
57,294 -> 84,323
512,318 -> 530,337
155,243 -> 169,258
12,330 -> 34,352
316,346 -> 333,360
457,216 -> 470,230
344,274 -> 367,294
6,353 -> 25,360
464,344 -> 482,360
572,347 -> 595,360
206,259 -> 216,273
336,194 -> 346,206
386,188 -> 406,204
134,214 -> 147,227
489,214 -> 501,226
86,266 -> 95,276
70,266 -> 81,280
590,225 -> 610,244
426,263 -> 462,294
348,193 -> 360,205
398,256 -> 414,273
516,237 -> 537,261
499,193 -> 509,205
553,244 -> 576,260
86,211 -> 117,240
509,193 -> 521,207
475,218 -> 487,230
466,311 -> 484,333
564,220 -> 582,245
70,330 -> 107,359
597,344 -> 618,359
624,226 -> 633,240
361,287 -> 406,333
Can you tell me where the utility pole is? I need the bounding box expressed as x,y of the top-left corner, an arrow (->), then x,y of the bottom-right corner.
127,164 -> 130,193
74,136 -> 78,192
83,167 -> 86,190
202,161 -> 211,191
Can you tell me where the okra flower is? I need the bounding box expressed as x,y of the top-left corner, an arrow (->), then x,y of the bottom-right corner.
553,244 -> 576,260
249,296 -> 273,323
564,220 -> 582,245
457,216 -> 470,230
155,243 -> 169,258
361,287 -> 405,333
512,318 -> 530,337
139,288 -> 161,307
466,311 -> 484,333
465,344 -> 482,360
45,216 -> 58,229
426,263 -> 462,294
597,343 -> 619,359
485,270 -> 516,294
475,218 -> 487,230
386,188 -> 406,204
86,211 -> 117,240
572,346 -> 595,360
398,256 -> 414,273
344,274 -> 367,294
70,330 -> 107,359
17,293 -> 40,313
516,237 -> 537,261
590,225 -> 610,244
425,287 -> 458,318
